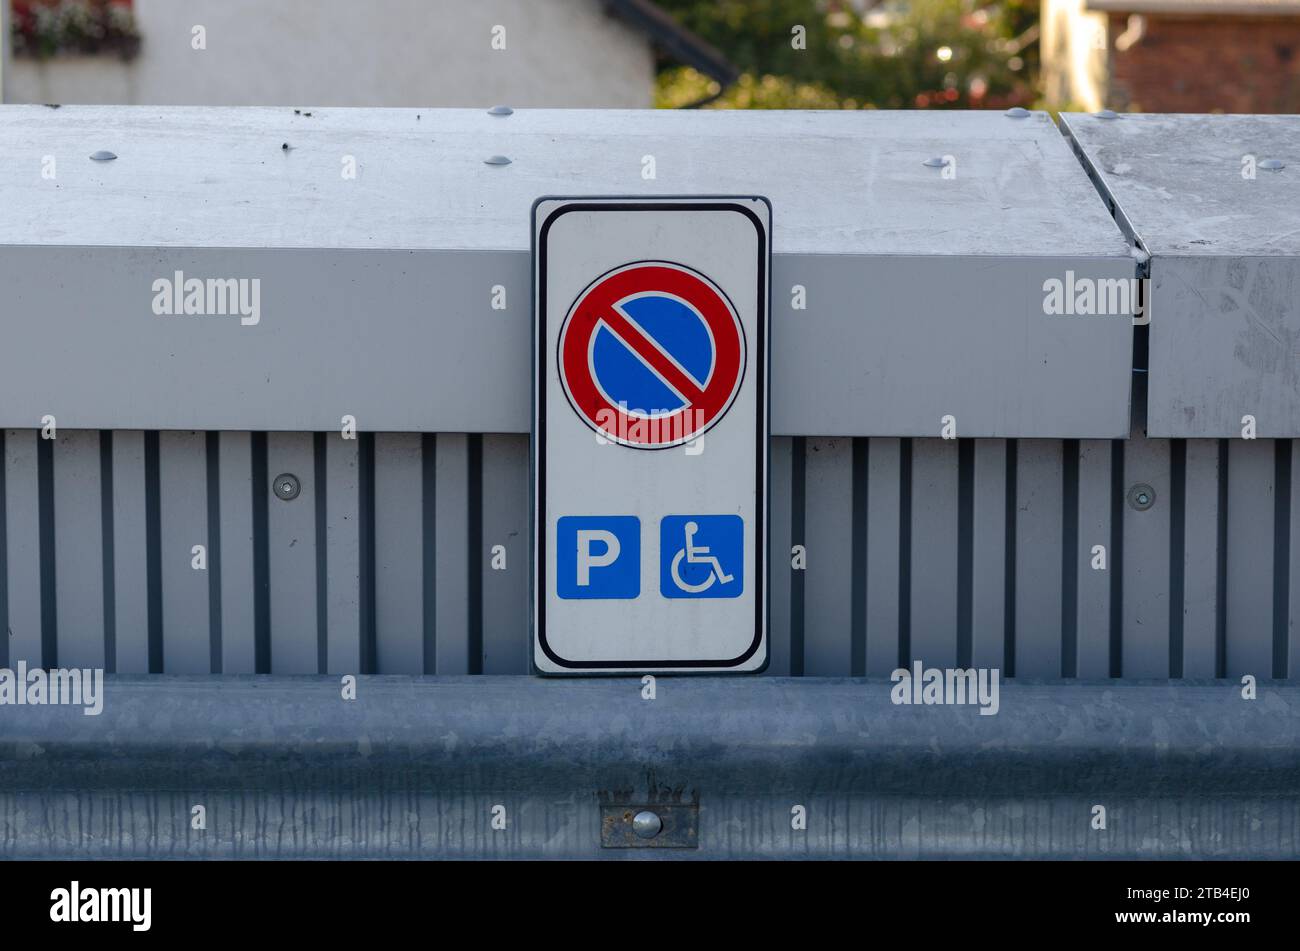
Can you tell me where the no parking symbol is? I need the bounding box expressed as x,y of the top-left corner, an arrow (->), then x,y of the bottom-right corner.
557,261 -> 746,450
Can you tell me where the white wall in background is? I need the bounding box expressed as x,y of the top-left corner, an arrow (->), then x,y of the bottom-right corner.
6,0 -> 654,107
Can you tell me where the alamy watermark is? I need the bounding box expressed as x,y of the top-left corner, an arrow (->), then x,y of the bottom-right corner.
0,662 -> 104,715
152,270 -> 261,326
50,882 -> 151,932
890,661 -> 1000,715
1042,271 -> 1149,324
594,403 -> 706,455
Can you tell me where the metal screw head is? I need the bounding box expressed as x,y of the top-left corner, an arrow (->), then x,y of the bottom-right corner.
631,810 -> 662,839
487,105 -> 513,116
1094,109 -> 1119,120
922,156 -> 949,168
273,473 -> 301,501
89,150 -> 117,162
1005,107 -> 1030,118
1260,159 -> 1286,171
1127,483 -> 1156,511
484,154 -> 512,166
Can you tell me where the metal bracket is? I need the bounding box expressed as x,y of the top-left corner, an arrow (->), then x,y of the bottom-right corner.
600,804 -> 699,849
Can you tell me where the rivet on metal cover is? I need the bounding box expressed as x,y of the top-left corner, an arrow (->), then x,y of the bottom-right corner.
273,473 -> 301,501
487,105 -> 514,116
484,155 -> 512,165
1127,483 -> 1156,511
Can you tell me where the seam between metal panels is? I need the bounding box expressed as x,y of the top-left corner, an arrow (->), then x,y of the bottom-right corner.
467,434 -> 483,676
850,438 -> 867,677
314,432 -> 328,675
206,431 -> 222,673
1109,439 -> 1124,678
422,433 -> 437,676
1056,116 -> 1149,260
251,432 -> 270,675
1170,439 -> 1187,678
359,432 -> 377,675
898,438 -> 912,669
0,428 -> 7,669
1216,439 -> 1229,678
36,435 -> 56,668
956,439 -> 974,670
144,431 -> 162,673
98,431 -> 116,675
790,436 -> 806,677
1004,440 -> 1017,677
1274,440 -> 1291,679
1062,439 -> 1079,678
100,431 -> 115,674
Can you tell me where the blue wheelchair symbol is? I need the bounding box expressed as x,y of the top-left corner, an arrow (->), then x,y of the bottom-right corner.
660,515 -> 743,599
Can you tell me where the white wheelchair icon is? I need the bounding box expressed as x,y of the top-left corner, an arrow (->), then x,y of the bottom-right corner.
669,520 -> 735,593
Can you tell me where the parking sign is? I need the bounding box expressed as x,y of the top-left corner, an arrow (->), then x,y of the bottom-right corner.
533,197 -> 770,673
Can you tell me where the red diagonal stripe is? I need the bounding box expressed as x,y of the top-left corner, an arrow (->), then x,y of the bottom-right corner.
598,308 -> 706,406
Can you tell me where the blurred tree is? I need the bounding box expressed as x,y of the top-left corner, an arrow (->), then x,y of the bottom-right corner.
653,0 -> 1039,109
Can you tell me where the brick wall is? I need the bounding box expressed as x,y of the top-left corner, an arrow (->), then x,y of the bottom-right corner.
1108,13 -> 1300,112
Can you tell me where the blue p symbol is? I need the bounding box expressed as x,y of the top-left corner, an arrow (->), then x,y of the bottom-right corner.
557,516 -> 640,599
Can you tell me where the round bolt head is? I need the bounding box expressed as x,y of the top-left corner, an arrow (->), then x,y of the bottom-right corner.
1005,107 -> 1030,118
484,154 -> 512,166
487,105 -> 514,116
1094,109 -> 1119,120
631,810 -> 662,839
922,156 -> 949,168
1260,159 -> 1285,171
273,473 -> 301,501
89,150 -> 117,161
1127,483 -> 1156,511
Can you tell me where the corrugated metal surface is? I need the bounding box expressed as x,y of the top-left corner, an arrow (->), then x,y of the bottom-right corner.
3,428 -> 1293,679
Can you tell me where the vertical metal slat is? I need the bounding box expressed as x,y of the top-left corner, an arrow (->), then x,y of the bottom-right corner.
909,439 -> 959,668
1121,437 -> 1172,676
865,437 -> 902,676
1183,439 -> 1221,677
110,431 -> 149,673
1225,439 -> 1274,677
1075,440 -> 1113,678
325,433 -> 361,674
3,430 -> 42,666
218,432 -> 256,673
159,431 -> 210,674
373,433 -> 423,674
480,434 -> 529,675
970,439 -> 1007,671
802,437 -> 853,675
1015,440 -> 1064,677
52,430 -> 105,668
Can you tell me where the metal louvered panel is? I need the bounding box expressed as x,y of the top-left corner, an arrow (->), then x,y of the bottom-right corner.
2,428 -> 1294,679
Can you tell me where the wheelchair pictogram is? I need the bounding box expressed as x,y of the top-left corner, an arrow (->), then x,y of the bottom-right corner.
670,521 -> 735,593
660,515 -> 743,599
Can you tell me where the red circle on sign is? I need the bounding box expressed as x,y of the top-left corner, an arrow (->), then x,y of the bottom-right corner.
557,261 -> 746,449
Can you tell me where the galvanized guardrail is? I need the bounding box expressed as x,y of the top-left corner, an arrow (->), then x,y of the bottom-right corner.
2,676 -> 1297,859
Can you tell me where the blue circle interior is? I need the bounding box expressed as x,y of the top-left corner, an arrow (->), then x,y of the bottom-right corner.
591,295 -> 713,414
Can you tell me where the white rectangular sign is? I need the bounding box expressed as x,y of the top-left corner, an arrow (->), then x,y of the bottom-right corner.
533,197 -> 770,673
